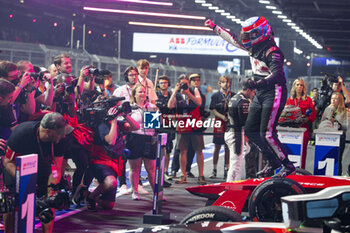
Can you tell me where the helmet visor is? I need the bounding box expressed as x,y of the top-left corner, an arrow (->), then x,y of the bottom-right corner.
240,31 -> 250,44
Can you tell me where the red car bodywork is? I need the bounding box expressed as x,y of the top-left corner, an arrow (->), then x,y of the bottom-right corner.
186,175 -> 350,214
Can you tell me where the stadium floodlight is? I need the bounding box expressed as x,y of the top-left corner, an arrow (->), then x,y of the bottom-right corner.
84,7 -> 206,20
113,0 -> 173,6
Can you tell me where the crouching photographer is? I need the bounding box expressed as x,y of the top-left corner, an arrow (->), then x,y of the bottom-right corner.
2,112 -> 73,233
74,96 -> 139,210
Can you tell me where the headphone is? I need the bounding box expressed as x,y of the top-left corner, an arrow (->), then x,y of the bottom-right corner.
123,66 -> 138,83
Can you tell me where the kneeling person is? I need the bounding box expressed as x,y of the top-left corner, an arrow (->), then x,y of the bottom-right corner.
79,104 -> 139,210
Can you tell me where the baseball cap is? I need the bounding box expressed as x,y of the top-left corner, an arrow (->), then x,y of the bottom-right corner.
40,112 -> 74,135
189,74 -> 200,81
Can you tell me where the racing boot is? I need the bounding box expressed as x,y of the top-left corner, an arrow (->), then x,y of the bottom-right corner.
256,160 -> 281,177
272,159 -> 296,178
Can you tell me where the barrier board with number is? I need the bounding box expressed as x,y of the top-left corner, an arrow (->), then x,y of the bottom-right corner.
15,154 -> 38,233
313,130 -> 342,176
277,126 -> 306,168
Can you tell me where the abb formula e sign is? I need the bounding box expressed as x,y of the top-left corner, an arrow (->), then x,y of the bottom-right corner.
133,32 -> 248,56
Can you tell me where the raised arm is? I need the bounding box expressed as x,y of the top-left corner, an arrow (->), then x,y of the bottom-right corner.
205,19 -> 247,51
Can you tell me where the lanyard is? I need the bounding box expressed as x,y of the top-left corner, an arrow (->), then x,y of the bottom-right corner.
138,78 -> 150,101
220,91 -> 231,112
36,128 -> 55,164
221,91 -> 230,99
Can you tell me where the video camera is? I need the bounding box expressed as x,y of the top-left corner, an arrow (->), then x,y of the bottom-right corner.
320,72 -> 338,96
316,72 -> 339,119
36,180 -> 71,224
80,96 -> 134,128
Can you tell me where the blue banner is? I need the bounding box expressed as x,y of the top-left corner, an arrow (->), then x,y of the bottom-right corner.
15,154 -> 38,233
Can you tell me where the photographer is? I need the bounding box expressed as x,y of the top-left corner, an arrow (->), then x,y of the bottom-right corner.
168,75 -> 206,185
332,76 -> 350,106
0,61 -> 35,120
0,78 -> 16,148
52,64 -> 98,200
317,74 -> 350,119
186,74 -> 208,178
319,92 -> 350,175
76,102 -> 139,210
3,112 -> 72,233
22,64 -> 55,113
52,64 -> 93,117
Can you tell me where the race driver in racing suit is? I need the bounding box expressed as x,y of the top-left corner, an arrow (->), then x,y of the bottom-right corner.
205,16 -> 296,177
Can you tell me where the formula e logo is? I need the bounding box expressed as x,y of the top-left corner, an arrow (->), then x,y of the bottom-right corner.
144,111 -> 161,129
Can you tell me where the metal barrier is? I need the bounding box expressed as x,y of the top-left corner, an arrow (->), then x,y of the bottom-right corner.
0,40 -> 245,89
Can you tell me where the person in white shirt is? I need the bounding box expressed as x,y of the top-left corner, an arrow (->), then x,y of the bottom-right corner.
112,66 -> 149,195
113,66 -> 138,102
136,59 -> 158,104
126,84 -> 159,200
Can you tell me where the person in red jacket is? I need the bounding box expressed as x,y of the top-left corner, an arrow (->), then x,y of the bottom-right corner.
286,78 -> 316,169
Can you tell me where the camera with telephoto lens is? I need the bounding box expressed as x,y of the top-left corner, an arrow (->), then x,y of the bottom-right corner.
80,96 -> 132,128
95,69 -> 112,85
36,182 -> 71,224
28,66 -> 49,82
58,76 -> 77,96
88,67 -> 101,76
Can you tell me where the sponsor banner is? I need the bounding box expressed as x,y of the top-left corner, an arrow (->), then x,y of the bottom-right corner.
313,57 -> 350,66
15,154 -> 38,233
277,131 -> 303,144
314,145 -> 339,176
144,112 -> 222,130
133,32 -> 248,56
277,129 -> 304,168
316,133 -> 340,146
314,132 -> 341,175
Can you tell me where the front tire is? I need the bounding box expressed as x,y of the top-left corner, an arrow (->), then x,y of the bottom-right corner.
180,206 -> 244,224
248,177 -> 306,222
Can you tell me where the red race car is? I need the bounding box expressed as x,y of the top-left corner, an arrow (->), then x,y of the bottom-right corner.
114,185 -> 350,233
184,175 -> 350,224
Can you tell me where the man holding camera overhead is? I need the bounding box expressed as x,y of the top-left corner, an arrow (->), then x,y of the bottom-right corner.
3,112 -> 72,233
316,75 -> 350,119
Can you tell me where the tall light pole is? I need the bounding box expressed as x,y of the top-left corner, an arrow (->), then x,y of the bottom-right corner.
117,30 -> 121,82
70,20 -> 74,50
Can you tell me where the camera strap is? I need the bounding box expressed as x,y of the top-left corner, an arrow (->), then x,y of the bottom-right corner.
36,128 -> 57,178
